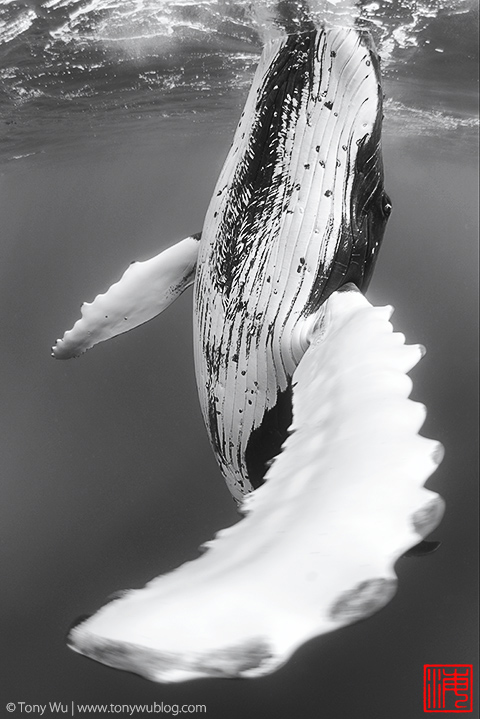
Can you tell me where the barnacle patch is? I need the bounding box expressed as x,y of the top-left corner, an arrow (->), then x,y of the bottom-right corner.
69,630 -> 272,681
412,496 -> 445,537
330,578 -> 397,622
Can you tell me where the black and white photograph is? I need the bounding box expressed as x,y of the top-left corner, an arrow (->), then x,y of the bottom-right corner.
1,1 -> 478,717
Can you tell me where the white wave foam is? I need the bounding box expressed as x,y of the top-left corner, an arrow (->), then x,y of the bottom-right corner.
1,0 -> 473,52
385,98 -> 480,135
0,6 -> 36,45
359,0 -> 475,66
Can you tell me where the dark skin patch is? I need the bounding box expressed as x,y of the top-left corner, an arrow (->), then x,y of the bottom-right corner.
245,384 -> 293,489
210,31 -> 318,302
305,47 -> 391,314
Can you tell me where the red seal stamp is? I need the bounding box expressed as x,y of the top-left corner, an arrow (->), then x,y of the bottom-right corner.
424,665 -> 473,712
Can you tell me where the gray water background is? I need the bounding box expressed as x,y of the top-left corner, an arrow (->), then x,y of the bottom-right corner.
0,1 -> 478,716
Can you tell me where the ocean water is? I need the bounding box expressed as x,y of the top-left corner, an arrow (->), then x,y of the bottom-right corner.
0,1 -> 478,717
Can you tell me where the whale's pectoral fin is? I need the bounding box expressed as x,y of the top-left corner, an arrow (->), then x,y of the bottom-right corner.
67,284 -> 444,683
52,233 -> 201,359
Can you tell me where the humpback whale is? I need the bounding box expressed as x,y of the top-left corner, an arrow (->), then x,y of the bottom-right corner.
53,27 -> 444,682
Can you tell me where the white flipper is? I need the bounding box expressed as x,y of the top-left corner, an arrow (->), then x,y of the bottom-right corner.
68,287 -> 444,682
52,234 -> 201,359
